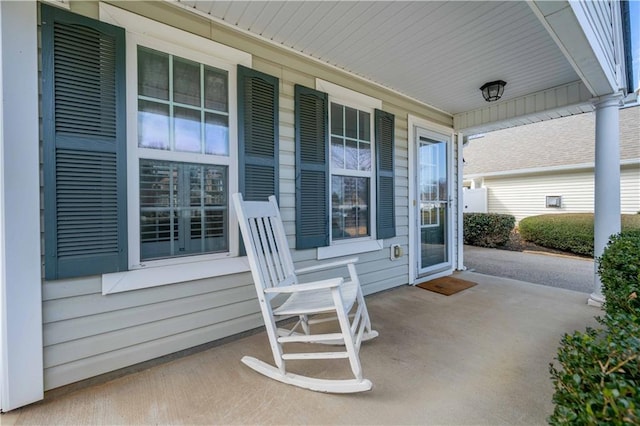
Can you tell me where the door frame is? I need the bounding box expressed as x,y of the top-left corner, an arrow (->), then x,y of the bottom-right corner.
408,115 -> 455,285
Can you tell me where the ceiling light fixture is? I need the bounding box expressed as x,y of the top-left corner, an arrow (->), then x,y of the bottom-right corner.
480,80 -> 507,102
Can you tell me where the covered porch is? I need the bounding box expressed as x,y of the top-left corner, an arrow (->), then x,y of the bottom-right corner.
3,272 -> 598,425
0,0 -> 633,413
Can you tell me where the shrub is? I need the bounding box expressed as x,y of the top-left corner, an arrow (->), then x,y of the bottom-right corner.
519,214 -> 640,257
519,214 -> 594,256
463,213 -> 515,248
549,316 -> 640,425
598,230 -> 640,316
549,231 -> 640,425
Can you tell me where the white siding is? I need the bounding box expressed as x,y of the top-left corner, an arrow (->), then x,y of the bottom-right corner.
621,166 -> 640,214
40,1 -> 446,390
483,165 -> 640,223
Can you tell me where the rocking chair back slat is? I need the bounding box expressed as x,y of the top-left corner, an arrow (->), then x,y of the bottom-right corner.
240,199 -> 296,291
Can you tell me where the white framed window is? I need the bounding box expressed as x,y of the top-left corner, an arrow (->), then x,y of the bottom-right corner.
316,80 -> 384,259
330,101 -> 374,242
128,34 -> 240,271
100,4 -> 252,293
135,45 -> 233,263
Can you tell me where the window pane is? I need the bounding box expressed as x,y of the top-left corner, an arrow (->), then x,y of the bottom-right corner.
186,164 -> 228,254
138,100 -> 170,150
189,165 -> 226,207
174,106 -> 201,153
345,106 -> 357,139
138,47 -> 169,100
331,103 -> 343,136
359,141 -> 371,171
173,57 -> 200,106
140,161 -> 178,259
140,160 -> 177,208
331,175 -> 369,240
205,112 -> 229,156
140,159 -> 228,260
331,137 -> 344,168
345,139 -> 358,170
359,110 -> 370,141
204,67 -> 228,112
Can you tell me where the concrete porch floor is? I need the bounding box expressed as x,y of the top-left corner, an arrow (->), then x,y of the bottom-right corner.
4,272 -> 599,425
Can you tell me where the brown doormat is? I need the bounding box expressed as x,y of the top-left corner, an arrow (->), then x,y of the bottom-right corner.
416,276 -> 477,296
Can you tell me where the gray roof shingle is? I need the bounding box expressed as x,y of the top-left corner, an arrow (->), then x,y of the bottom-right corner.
463,105 -> 639,175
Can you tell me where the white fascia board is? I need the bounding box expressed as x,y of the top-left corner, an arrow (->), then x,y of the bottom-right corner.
529,1 -> 619,96
464,158 -> 640,180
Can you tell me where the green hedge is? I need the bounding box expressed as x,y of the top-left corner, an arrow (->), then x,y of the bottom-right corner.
463,213 -> 515,248
549,231 -> 640,425
519,213 -> 640,257
599,230 -> 640,316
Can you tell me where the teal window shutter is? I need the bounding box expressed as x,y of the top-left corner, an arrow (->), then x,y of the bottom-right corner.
42,5 -> 127,280
294,85 -> 329,249
375,109 -> 396,239
237,65 -> 279,202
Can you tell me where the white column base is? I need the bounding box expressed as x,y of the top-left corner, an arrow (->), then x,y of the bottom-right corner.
587,293 -> 605,308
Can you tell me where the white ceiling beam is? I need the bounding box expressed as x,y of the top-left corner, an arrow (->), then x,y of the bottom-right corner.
529,0 -> 624,97
453,80 -> 592,133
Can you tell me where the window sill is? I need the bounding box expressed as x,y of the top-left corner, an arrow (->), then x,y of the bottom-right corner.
102,256 -> 251,295
317,239 -> 384,260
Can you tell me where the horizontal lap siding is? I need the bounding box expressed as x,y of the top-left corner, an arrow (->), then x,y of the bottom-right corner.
485,167 -> 640,223
42,273 -> 260,390
621,166 -> 640,214
41,2 -> 450,390
485,172 -> 594,223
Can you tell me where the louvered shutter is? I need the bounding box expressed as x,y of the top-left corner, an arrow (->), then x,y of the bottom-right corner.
375,109 -> 396,239
237,65 -> 279,202
295,85 -> 329,249
42,5 -> 127,280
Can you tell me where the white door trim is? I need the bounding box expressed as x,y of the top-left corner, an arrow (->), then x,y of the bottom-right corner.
408,115 -> 455,285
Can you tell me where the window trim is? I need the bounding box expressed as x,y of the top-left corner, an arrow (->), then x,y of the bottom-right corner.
132,40 -> 236,265
99,3 -> 253,294
102,256 -> 250,295
315,79 -> 384,256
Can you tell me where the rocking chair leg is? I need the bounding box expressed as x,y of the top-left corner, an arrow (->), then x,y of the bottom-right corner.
331,289 -> 363,380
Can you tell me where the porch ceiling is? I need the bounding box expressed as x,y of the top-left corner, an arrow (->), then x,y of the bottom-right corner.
176,0 -> 582,119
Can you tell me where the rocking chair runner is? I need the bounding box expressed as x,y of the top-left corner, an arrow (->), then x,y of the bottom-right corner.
232,193 -> 378,393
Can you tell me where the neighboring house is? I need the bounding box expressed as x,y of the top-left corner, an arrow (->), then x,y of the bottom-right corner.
0,1 -> 632,411
463,105 -> 640,222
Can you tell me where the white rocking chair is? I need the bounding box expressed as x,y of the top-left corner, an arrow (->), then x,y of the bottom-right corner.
232,193 -> 378,393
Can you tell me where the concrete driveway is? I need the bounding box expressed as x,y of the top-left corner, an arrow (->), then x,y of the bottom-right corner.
463,245 -> 595,293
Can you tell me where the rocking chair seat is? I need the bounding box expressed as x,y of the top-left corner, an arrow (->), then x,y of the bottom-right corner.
273,278 -> 359,316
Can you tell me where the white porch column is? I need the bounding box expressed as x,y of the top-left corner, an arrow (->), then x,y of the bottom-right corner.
589,94 -> 623,307
0,1 -> 43,411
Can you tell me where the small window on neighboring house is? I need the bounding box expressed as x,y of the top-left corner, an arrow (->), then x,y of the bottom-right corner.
546,195 -> 562,208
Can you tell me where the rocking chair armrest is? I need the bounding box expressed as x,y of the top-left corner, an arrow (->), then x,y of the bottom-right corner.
294,257 -> 359,274
264,277 -> 344,294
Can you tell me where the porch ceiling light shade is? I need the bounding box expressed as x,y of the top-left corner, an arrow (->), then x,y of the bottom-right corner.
480,80 -> 507,102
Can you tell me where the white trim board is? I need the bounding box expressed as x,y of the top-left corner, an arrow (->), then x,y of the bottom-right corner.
0,1 -> 43,411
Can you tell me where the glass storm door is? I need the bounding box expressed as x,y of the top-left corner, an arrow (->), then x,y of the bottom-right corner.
417,129 -> 450,275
